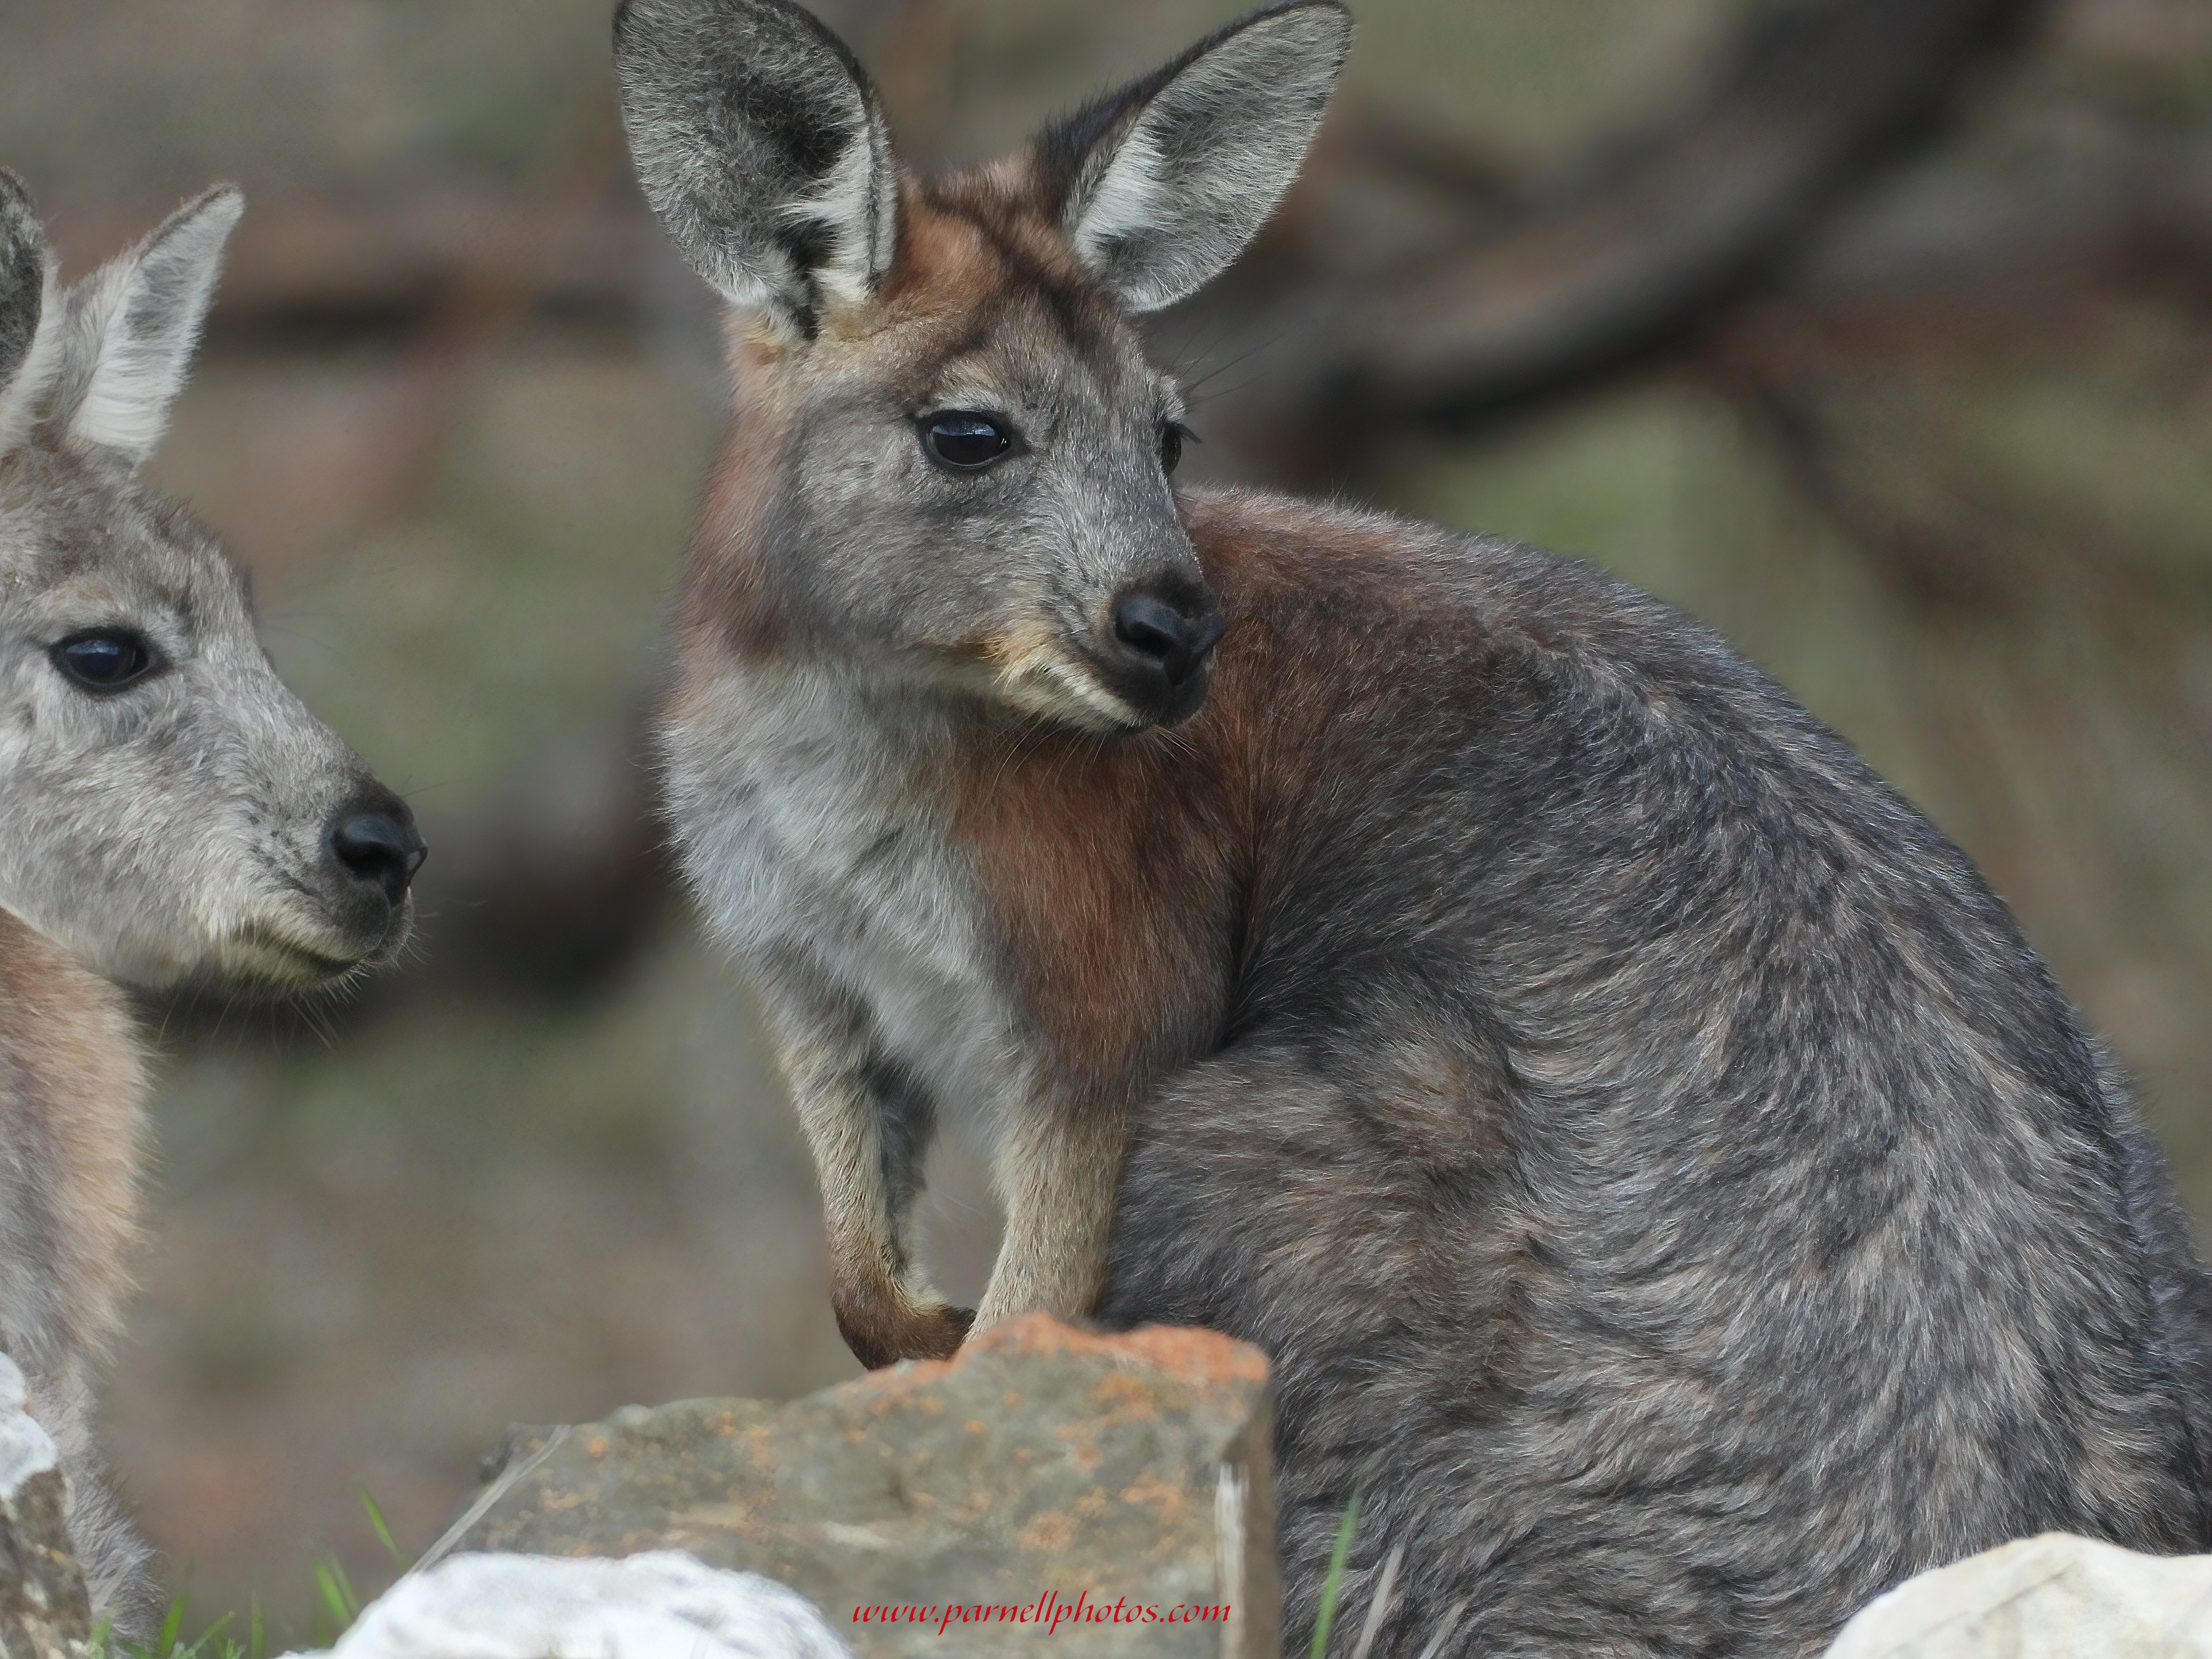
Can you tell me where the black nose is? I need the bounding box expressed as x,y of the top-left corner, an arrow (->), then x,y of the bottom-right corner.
1111,589 -> 1227,691
326,797 -> 427,908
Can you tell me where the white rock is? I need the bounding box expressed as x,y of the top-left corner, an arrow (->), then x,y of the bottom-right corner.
0,1350 -> 60,1499
305,1550 -> 854,1659
1825,1533 -> 2212,1659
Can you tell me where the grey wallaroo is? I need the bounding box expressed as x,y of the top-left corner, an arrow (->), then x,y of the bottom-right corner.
0,173 -> 425,1632
616,1 -> 2212,1654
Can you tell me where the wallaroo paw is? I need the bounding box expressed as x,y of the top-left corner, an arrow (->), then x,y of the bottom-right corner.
835,1301 -> 975,1370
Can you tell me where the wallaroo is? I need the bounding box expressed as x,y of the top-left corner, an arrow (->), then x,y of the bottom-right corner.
616,1 -> 2212,1653
0,173 -> 425,1630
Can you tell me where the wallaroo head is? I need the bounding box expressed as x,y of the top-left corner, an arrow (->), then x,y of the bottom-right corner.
616,0 -> 1350,731
0,174 -> 424,989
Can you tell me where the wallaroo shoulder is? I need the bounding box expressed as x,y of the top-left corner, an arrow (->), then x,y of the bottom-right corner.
1176,483 -> 1783,702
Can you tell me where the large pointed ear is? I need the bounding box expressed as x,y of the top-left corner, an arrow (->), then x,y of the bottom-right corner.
48,185 -> 241,469
1040,0 -> 1351,314
615,0 -> 899,337
0,169 -> 59,459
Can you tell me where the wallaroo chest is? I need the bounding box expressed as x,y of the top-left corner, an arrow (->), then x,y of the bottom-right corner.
660,588 -> 1255,1371
660,661 -> 1020,1131
659,626 -> 1251,1138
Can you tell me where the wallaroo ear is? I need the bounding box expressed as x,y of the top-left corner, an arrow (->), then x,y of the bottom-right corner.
1040,0 -> 1352,314
615,0 -> 899,336
48,185 -> 242,469
0,169 -> 58,459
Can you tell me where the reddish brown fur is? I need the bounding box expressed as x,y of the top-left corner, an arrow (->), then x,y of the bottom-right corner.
946,497 -> 1446,1083
947,722 -> 1240,1083
0,908 -> 142,1369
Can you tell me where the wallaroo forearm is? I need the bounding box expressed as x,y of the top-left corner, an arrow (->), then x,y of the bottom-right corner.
755,967 -> 972,1365
973,1098 -> 1128,1334
620,3 -> 2212,1658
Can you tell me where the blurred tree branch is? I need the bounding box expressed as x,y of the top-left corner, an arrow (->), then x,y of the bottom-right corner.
1174,0 -> 2051,474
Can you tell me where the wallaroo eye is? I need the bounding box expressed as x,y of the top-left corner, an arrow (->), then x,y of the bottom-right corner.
922,412 -> 1013,470
1161,421 -> 1194,475
49,629 -> 156,693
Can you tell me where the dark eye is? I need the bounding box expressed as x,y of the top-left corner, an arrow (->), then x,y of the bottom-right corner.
1161,421 -> 1193,474
50,629 -> 156,693
923,412 -> 1013,470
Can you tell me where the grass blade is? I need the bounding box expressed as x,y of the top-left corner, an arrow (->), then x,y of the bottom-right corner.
184,1611 -> 234,1659
155,1594 -> 187,1658
1310,1491 -> 1363,1659
358,1484 -> 405,1570
315,1557 -> 361,1631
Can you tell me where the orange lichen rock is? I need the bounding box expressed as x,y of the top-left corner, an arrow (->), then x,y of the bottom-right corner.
455,1317 -> 1275,1658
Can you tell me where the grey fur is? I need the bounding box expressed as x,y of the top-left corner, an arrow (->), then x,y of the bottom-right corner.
1098,511 -> 2212,1653
616,0 -> 899,332
0,179 -> 422,1633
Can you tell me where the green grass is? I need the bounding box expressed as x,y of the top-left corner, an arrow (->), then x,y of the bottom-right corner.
92,1573 -> 327,1659
93,1489 -> 405,1658
1310,1491 -> 1364,1659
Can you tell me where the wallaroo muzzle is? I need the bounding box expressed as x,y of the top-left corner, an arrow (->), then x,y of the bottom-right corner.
1102,578 -> 1227,725
322,788 -> 428,938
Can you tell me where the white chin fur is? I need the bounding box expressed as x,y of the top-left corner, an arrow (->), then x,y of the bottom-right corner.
70,917 -> 367,992
210,929 -> 367,988
994,655 -> 1145,734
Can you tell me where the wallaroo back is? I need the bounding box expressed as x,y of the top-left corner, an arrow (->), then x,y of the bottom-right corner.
0,173 -> 425,1630
619,3 -> 2212,1653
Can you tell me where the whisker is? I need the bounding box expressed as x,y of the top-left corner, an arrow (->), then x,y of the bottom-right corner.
1180,328 -> 1290,401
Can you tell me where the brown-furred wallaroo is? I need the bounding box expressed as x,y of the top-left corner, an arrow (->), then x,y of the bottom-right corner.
616,2 -> 2212,1653
0,173 -> 425,1632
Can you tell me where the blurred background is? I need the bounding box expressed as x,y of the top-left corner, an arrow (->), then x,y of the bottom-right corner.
4,0 -> 2212,1635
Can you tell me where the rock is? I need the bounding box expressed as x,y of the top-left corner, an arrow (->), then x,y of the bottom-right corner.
1824,1532 -> 2212,1659
306,1550 -> 852,1659
446,1315 -> 1277,1656
0,1352 -> 90,1659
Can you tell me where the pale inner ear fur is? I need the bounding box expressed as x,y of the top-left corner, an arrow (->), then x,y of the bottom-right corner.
1063,1 -> 1351,314
777,93 -> 899,311
48,186 -> 242,468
